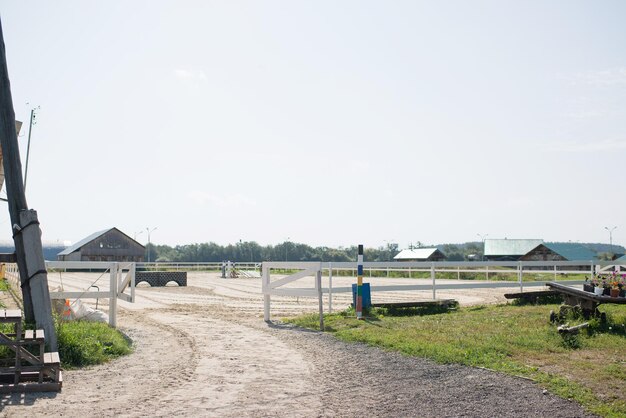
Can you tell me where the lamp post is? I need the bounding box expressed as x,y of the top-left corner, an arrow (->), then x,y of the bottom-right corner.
146,227 -> 157,262
285,237 -> 290,261
477,233 -> 488,261
23,104 -> 39,191
134,230 -> 143,240
604,226 -> 617,254
383,239 -> 395,261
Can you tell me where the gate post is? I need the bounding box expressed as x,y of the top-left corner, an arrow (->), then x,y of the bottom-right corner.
316,268 -> 324,331
431,263 -> 436,300
109,263 -> 118,327
328,262 -> 333,314
262,263 -> 271,322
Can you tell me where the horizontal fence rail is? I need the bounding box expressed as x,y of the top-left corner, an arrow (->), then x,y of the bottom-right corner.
261,260 -> 626,321
3,261 -> 136,328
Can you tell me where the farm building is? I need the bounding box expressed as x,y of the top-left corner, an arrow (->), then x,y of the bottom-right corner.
57,228 -> 145,262
520,242 -> 596,262
483,239 -> 544,261
485,239 -> 597,263
393,248 -> 446,261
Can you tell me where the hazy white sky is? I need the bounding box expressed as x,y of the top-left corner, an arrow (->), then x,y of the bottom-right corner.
0,1 -> 624,248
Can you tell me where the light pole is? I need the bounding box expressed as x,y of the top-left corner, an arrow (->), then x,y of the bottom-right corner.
285,237 -> 290,261
383,239 -> 395,261
23,104 -> 40,191
477,233 -> 488,261
604,226 -> 617,254
146,227 -> 157,262
134,230 -> 143,241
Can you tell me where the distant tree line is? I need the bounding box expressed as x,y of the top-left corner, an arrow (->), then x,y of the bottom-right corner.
146,240 -> 625,264
147,241 -> 402,263
144,241 -> 480,263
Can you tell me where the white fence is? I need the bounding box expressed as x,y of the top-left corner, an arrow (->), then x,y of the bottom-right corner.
262,260 -> 625,321
4,261 -> 136,327
138,262 -> 260,271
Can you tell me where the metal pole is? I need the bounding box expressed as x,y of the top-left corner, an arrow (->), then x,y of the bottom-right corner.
477,233 -> 488,261
605,226 -> 617,255
146,227 -> 157,263
263,263 -> 271,322
431,263 -> 436,300
328,262 -> 333,313
23,106 -> 38,191
317,269 -> 324,331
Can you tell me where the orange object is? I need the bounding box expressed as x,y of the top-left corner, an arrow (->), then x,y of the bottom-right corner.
62,299 -> 72,320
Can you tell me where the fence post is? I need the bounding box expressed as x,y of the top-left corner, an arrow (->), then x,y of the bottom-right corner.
328,262 -> 333,314
518,261 -> 523,293
554,265 -> 557,281
590,260 -> 594,280
457,266 -> 460,280
130,262 -> 136,303
431,263 -> 436,300
317,269 -> 324,331
109,263 -> 118,327
485,264 -> 489,280
263,263 -> 271,322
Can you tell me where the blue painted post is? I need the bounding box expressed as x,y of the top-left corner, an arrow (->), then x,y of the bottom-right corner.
356,244 -> 364,319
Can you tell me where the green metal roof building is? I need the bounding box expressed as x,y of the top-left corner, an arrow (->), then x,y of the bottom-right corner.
484,239 -> 543,261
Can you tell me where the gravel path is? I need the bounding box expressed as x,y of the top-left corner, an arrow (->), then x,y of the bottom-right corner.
265,321 -> 595,417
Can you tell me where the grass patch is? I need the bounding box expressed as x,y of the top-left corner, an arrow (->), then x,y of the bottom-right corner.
0,320 -> 132,369
286,303 -> 626,417
56,320 -> 132,368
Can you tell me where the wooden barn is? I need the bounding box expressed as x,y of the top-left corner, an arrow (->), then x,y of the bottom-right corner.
393,247 -> 446,262
57,228 -> 145,262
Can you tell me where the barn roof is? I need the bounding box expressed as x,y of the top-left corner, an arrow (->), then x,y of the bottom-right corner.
542,243 -> 596,261
393,248 -> 441,260
484,239 -> 544,256
57,227 -> 143,256
57,229 -> 110,256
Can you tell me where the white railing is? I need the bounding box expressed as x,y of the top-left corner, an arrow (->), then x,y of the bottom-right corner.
137,262 -> 260,272
262,260 -> 625,321
4,261 -> 136,328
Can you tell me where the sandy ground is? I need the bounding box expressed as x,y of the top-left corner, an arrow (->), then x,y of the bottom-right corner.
0,272 -> 594,417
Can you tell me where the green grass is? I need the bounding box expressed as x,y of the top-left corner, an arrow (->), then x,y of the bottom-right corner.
56,320 -> 132,368
0,279 -> 132,368
0,319 -> 132,369
286,303 -> 626,417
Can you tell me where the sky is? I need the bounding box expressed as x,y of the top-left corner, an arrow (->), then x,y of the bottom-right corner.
0,1 -> 624,249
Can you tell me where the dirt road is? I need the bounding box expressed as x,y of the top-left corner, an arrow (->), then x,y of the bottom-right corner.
0,273 -> 593,417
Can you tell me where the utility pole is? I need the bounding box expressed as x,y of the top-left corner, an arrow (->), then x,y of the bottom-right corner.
477,233 -> 488,261
604,226 -> 617,254
146,227 -> 157,262
23,105 -> 39,191
0,18 -> 57,349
